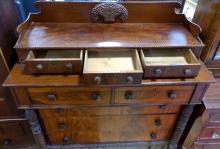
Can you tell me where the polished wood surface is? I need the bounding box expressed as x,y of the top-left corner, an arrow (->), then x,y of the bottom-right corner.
3,63 -> 215,87
16,23 -> 203,49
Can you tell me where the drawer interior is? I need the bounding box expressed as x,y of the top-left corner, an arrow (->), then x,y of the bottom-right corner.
26,50 -> 82,60
84,49 -> 142,73
142,49 -> 199,65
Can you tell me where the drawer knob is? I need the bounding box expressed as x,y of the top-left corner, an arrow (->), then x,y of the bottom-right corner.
55,108 -> 63,113
168,90 -> 176,99
184,69 -> 192,75
3,139 -> 12,146
93,76 -> 101,84
35,64 -> 43,71
47,93 -> 57,101
159,104 -> 166,110
125,90 -> 134,100
150,132 -> 157,139
126,76 -> 134,83
91,92 -> 101,101
63,136 -> 69,143
154,68 -> 162,76
58,123 -> 65,129
65,63 -> 73,70
154,119 -> 161,126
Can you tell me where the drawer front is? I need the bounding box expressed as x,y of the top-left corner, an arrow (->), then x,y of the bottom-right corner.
44,114 -> 178,144
39,105 -> 181,117
115,85 -> 195,104
199,127 -> 220,140
192,143 -> 220,149
27,87 -> 111,105
0,122 -> 25,138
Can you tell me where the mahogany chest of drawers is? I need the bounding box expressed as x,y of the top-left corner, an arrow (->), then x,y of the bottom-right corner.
3,1 -> 215,149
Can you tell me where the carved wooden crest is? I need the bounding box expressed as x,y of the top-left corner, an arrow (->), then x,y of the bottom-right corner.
91,3 -> 128,23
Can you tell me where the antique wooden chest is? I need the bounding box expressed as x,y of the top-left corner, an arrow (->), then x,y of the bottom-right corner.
3,1 -> 215,149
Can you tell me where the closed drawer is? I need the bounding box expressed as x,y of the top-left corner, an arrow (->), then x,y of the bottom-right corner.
115,85 -> 195,104
83,49 -> 143,85
24,49 -> 83,74
27,87 -> 111,105
140,49 -> 201,78
44,114 -> 178,144
199,127 -> 220,140
0,122 -> 25,138
39,105 -> 181,117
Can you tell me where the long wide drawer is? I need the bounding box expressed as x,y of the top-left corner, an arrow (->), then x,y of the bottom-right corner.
27,87 -> 111,105
115,85 -> 195,104
41,114 -> 178,144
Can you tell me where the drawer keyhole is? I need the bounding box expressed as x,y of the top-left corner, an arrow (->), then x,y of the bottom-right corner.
47,93 -> 57,101
55,108 -> 63,113
154,68 -> 162,76
58,123 -> 65,129
154,119 -> 161,126
159,104 -> 166,110
63,136 -> 69,143
125,91 -> 134,100
65,63 -> 73,70
126,76 -> 134,83
91,92 -> 101,101
167,90 -> 176,99
35,64 -> 43,71
184,69 -> 192,75
93,76 -> 102,84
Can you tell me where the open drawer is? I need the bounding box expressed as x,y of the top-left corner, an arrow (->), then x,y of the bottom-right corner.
24,50 -> 83,74
140,49 -> 201,78
83,49 -> 143,85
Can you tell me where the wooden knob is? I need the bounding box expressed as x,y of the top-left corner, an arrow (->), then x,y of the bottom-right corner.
58,123 -> 65,129
63,136 -> 69,143
91,92 -> 101,101
35,64 -> 43,71
184,69 -> 192,75
125,90 -> 134,100
154,68 -> 162,76
93,76 -> 101,84
159,104 -> 166,110
3,139 -> 12,146
47,93 -> 57,101
150,132 -> 157,139
126,76 -> 134,83
65,63 -> 73,70
154,119 -> 161,126
168,90 -> 176,99
55,108 -> 62,113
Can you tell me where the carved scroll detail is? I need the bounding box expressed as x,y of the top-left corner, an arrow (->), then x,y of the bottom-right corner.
169,105 -> 194,149
91,3 -> 128,23
25,109 -> 47,149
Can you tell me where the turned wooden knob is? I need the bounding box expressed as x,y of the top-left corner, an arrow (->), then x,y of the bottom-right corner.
184,69 -> 192,75
126,75 -> 134,83
65,63 -> 73,70
168,90 -> 176,99
150,132 -> 157,139
93,76 -> 101,84
91,92 -> 101,101
154,119 -> 161,126
35,64 -> 43,71
47,93 -> 57,101
58,123 -> 65,129
125,90 -> 134,100
63,136 -> 69,143
154,68 -> 162,76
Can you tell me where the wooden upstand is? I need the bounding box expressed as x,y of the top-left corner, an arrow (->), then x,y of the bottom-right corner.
3,1 -> 215,149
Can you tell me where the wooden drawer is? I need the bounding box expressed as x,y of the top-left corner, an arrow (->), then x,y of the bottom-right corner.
24,49 -> 83,74
115,85 -> 195,104
39,105 -> 181,117
199,127 -> 220,140
83,49 -> 143,85
0,122 -> 25,138
27,87 -> 111,105
140,49 -> 201,78
44,114 -> 178,144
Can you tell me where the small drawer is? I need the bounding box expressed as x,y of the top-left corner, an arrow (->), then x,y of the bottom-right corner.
0,122 -> 25,137
115,85 -> 195,104
45,114 -> 177,144
83,49 -> 143,85
199,127 -> 220,140
140,49 -> 201,78
24,49 -> 83,74
27,87 -> 111,105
